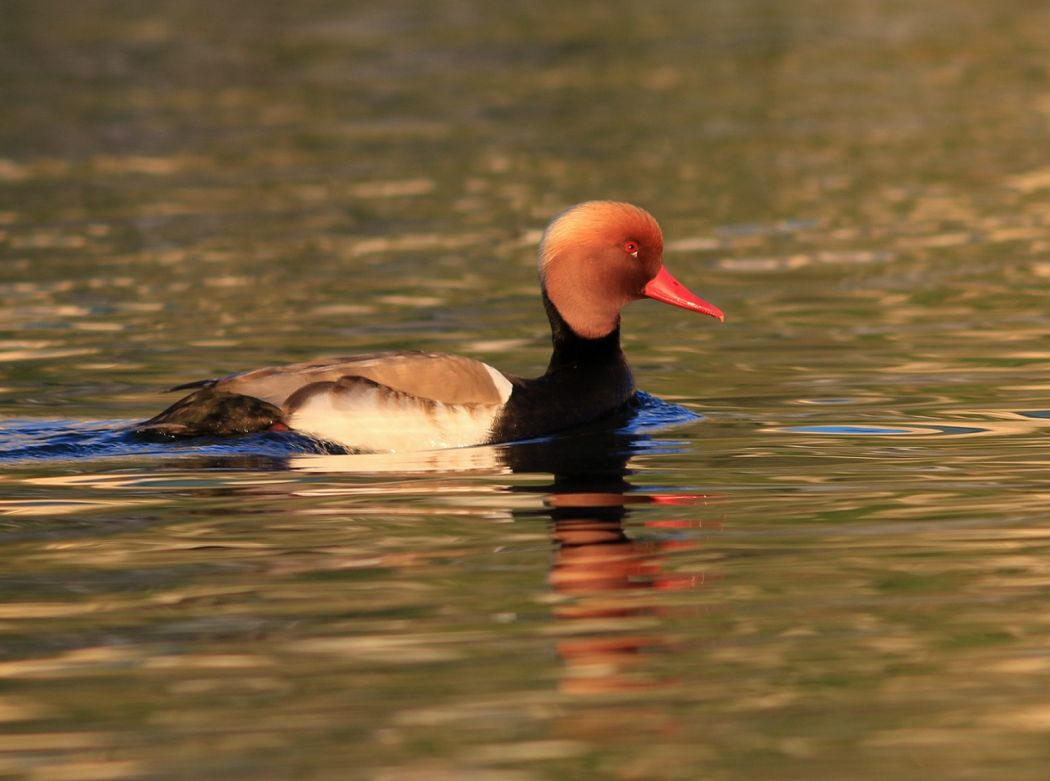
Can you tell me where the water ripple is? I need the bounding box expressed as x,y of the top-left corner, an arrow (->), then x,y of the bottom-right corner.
768,410 -> 1050,439
776,424 -> 988,437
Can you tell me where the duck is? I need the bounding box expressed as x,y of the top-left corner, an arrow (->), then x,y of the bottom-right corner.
135,201 -> 724,451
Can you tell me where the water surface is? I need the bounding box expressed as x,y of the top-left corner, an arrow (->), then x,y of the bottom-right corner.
2,1 -> 1050,779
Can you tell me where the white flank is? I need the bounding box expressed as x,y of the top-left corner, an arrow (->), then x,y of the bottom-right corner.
287,382 -> 502,452
483,363 -> 514,404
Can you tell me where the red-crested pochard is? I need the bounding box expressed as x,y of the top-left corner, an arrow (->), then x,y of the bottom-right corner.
136,201 -> 724,451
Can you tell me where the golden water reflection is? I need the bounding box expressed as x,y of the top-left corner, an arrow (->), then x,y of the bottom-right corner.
2,0 -> 1050,776
0,426 -> 725,779
5,416 -> 1050,779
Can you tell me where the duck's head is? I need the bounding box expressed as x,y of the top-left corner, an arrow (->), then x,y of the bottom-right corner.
539,201 -> 724,339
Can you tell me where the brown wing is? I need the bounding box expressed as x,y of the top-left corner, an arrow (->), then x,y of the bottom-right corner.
211,351 -> 512,408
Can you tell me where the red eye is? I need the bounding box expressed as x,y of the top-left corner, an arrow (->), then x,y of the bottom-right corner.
624,240 -> 639,255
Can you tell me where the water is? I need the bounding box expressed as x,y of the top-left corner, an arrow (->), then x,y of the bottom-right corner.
2,1 -> 1050,778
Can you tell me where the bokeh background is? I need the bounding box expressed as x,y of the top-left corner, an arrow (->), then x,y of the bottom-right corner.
2,2 -> 1050,779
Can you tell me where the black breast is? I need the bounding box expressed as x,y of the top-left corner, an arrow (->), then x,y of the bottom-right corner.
488,306 -> 636,444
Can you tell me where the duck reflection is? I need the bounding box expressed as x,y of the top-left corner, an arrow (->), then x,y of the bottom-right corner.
284,403 -> 719,694
501,412 -> 718,694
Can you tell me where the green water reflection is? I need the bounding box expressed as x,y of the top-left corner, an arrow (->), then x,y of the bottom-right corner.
2,0 -> 1050,779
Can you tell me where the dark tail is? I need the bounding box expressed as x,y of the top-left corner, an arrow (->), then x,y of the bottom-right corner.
133,388 -> 286,439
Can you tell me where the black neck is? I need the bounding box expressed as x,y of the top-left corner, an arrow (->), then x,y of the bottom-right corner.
488,292 -> 635,444
542,290 -> 624,375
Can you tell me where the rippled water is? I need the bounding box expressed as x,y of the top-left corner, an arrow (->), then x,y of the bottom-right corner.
2,1 -> 1050,779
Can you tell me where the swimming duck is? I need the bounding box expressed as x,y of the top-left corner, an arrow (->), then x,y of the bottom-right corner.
136,201 -> 724,451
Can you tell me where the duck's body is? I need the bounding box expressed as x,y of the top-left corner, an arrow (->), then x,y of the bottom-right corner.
136,202 -> 723,451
